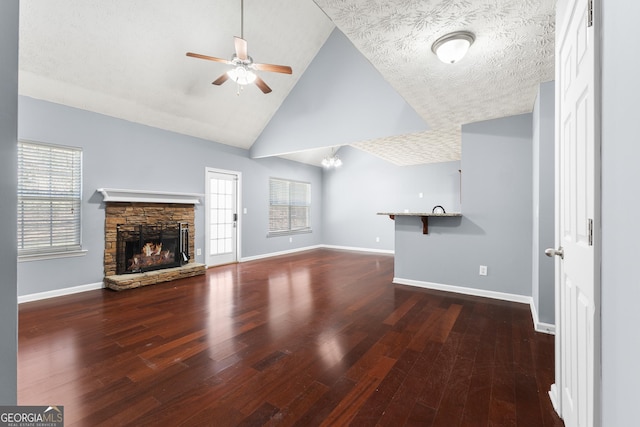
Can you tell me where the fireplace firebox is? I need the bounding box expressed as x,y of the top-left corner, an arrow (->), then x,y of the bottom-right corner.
116,222 -> 189,275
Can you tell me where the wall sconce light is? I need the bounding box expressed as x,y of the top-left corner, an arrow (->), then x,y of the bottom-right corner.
431,31 -> 475,64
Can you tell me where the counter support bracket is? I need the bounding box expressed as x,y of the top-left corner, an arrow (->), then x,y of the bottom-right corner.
421,217 -> 428,234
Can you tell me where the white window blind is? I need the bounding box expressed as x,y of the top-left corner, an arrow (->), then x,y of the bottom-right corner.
17,141 -> 83,255
269,178 -> 311,235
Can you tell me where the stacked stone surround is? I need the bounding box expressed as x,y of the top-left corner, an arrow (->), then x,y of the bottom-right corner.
103,202 -> 205,291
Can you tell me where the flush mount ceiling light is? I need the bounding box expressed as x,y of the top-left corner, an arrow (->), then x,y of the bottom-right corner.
431,31 -> 475,64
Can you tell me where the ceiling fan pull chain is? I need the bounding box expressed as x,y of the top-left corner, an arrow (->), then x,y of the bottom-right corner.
240,0 -> 244,39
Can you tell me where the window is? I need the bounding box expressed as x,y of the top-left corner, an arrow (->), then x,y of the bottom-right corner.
269,178 -> 311,236
17,141 -> 83,257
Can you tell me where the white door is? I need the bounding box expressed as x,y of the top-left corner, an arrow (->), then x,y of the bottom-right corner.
550,0 -> 599,426
206,169 -> 240,267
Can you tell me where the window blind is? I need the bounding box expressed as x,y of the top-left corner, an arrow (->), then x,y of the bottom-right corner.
269,178 -> 310,235
17,141 -> 83,255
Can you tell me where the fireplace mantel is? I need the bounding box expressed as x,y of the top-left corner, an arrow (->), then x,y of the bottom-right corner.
98,188 -> 202,204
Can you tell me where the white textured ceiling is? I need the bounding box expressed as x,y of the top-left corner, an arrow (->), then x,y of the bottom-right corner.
18,0 -> 555,166
18,0 -> 334,150
315,0 -> 555,165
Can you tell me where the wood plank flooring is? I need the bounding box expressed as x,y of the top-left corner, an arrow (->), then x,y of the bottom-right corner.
18,249 -> 564,426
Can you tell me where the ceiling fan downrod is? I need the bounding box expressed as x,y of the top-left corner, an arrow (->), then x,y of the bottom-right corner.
240,0 -> 244,39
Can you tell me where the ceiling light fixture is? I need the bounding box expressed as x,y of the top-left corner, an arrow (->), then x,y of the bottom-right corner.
431,31 -> 475,64
227,64 -> 257,85
322,148 -> 342,169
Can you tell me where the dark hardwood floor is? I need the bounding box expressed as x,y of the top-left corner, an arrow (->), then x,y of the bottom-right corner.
18,249 -> 564,426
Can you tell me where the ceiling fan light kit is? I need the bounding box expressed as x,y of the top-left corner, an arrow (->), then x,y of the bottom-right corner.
432,31 -> 475,64
185,0 -> 292,94
227,65 -> 257,85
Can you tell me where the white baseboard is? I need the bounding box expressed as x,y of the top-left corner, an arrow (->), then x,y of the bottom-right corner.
240,245 -> 323,262
19,281 -> 104,304
535,321 -> 556,335
530,300 -> 556,335
393,277 -> 533,305
320,244 -> 394,255
549,384 -> 561,415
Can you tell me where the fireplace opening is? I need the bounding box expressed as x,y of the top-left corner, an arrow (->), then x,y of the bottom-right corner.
116,222 -> 189,275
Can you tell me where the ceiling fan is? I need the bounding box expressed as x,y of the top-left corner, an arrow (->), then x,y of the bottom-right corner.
186,0 -> 292,94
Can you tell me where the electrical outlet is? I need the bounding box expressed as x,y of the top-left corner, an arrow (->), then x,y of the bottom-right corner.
196,248 -> 201,256
479,265 -> 487,276
243,207 -> 247,214
376,237 -> 380,242
419,192 -> 423,198
289,237 -> 293,243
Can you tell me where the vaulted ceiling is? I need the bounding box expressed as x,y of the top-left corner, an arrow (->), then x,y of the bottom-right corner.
18,0 -> 555,166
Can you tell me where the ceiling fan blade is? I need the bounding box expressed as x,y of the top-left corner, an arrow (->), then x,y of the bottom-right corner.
186,52 -> 231,64
234,37 -> 248,60
253,63 -> 292,74
212,73 -> 229,86
254,76 -> 272,94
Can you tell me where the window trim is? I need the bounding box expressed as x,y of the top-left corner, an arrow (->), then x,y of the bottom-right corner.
18,249 -> 88,262
267,228 -> 313,238
268,177 -> 312,237
17,140 -> 84,259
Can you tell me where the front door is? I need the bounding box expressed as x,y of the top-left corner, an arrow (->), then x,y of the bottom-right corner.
206,168 -> 239,267
551,0 -> 600,425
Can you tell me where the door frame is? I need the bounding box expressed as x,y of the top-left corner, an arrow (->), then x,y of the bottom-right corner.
205,167 -> 242,266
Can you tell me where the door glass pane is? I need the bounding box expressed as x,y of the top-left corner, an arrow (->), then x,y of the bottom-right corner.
208,173 -> 236,259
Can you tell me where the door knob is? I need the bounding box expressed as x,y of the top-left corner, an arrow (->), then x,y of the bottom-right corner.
545,247 -> 564,259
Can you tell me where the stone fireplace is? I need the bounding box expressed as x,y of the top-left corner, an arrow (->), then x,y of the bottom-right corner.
100,189 -> 205,291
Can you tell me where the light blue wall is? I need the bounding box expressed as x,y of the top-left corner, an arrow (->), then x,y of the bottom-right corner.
0,0 -> 18,404
394,114 -> 533,298
532,81 -> 555,325
250,29 -> 428,158
322,146 -> 460,251
17,96 -> 323,297
601,1 -> 640,425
